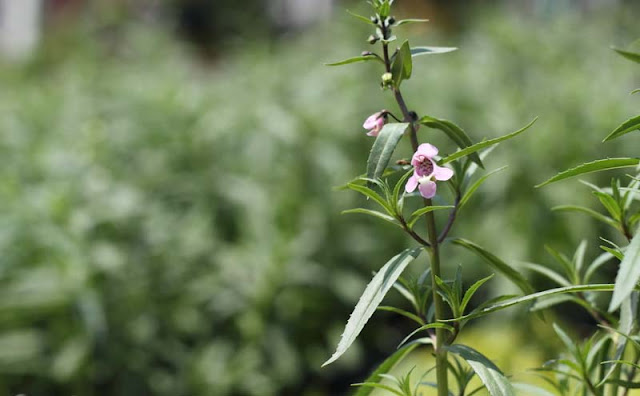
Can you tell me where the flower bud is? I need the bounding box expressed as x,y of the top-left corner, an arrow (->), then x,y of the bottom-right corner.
370,16 -> 379,24
367,35 -> 378,45
381,72 -> 393,85
387,16 -> 395,26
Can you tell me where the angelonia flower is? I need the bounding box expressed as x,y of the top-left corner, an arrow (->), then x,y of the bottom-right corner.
405,143 -> 454,199
363,111 -> 385,137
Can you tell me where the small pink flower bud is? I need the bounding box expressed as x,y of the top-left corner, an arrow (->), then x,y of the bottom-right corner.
363,111 -> 386,137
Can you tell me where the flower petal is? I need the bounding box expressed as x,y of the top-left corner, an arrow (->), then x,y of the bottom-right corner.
405,175 -> 418,192
433,165 -> 454,181
375,116 -> 385,130
366,129 -> 379,137
418,180 -> 437,198
363,112 -> 383,130
417,143 -> 438,158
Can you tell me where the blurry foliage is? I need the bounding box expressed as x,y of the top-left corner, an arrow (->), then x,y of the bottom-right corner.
0,3 -> 638,395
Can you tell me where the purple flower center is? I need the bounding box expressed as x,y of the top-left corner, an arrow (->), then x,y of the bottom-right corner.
415,156 -> 434,177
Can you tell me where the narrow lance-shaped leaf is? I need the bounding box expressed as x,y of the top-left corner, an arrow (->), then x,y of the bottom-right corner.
593,191 -> 622,221
446,344 -> 516,396
366,123 -> 410,180
346,10 -> 376,25
520,262 -> 571,288
451,238 -> 534,294
459,166 -> 508,208
346,182 -> 394,215
609,229 -> 640,311
598,293 -> 638,386
512,383 -> 555,396
603,115 -> 640,142
352,344 -> 419,396
410,46 -> 457,57
446,284 -> 616,322
552,205 -> 620,230
323,248 -> 422,367
398,322 -> 455,349
393,18 -> 429,26
419,115 -> 483,168
440,118 -> 537,165
407,205 -> 454,229
536,158 -> 640,188
341,208 -> 400,227
612,46 -> 640,64
460,274 -> 494,314
326,54 -> 383,66
391,40 -> 412,87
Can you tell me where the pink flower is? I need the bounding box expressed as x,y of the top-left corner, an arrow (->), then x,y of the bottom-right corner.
405,143 -> 454,199
363,111 -> 385,137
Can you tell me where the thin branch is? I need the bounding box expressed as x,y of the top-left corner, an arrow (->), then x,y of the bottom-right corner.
398,216 -> 431,247
438,194 -> 461,243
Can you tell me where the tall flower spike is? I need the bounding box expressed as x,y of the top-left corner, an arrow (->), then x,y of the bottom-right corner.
363,111 -> 385,137
405,143 -> 454,199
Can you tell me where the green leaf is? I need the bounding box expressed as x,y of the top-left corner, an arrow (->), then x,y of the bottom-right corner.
377,306 -> 425,326
572,240 -> 587,276
391,40 -> 412,87
451,238 -> 534,294
378,0 -> 391,18
603,379 -> 640,389
593,191 -> 622,221
410,46 -> 457,57
529,294 -> 575,311
536,158 -> 640,188
612,47 -> 640,64
440,118 -> 537,165
419,115 -> 483,168
552,205 -> 619,229
584,252 -> 615,284
446,344 -> 516,396
341,208 -> 400,226
459,166 -> 508,208
352,382 -> 404,396
326,54 -> 383,66
346,10 -> 376,25
602,360 -> 640,370
407,205 -> 454,229
393,18 -> 429,26
598,293 -> 638,386
544,245 -> 577,284
446,284 -> 615,322
512,383 -> 555,396
323,248 -> 422,366
460,274 -> 494,314
552,323 -> 579,358
392,168 -> 413,214
520,262 -> 571,287
603,115 -> 640,142
366,123 -> 410,181
609,229 -> 640,311
398,322 -> 454,348
600,245 -> 624,261
351,344 -> 419,396
346,182 -> 394,215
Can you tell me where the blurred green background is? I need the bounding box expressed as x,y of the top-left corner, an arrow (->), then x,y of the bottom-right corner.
0,0 -> 638,395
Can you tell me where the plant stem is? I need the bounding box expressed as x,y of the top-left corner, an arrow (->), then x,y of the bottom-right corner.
382,40 -> 449,396
621,351 -> 640,396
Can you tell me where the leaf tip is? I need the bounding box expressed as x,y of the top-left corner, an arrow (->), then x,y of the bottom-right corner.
321,355 -> 337,368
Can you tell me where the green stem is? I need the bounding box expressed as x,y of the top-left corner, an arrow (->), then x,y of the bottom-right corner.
382,40 -> 449,396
